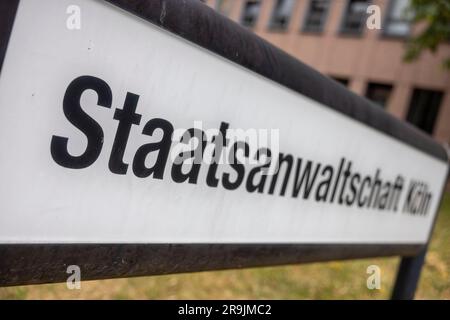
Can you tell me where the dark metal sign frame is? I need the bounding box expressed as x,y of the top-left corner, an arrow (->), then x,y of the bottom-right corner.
0,0 -> 448,300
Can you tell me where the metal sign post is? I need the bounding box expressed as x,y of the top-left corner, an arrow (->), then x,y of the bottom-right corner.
392,247 -> 427,300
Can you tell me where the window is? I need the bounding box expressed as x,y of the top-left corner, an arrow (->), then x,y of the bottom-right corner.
216,0 -> 234,16
340,0 -> 370,35
366,82 -> 393,108
241,0 -> 261,28
331,76 -> 349,86
384,0 -> 411,37
406,88 -> 443,134
303,0 -> 330,33
269,0 -> 296,30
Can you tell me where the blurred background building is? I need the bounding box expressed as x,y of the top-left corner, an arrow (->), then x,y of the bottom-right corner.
203,0 -> 450,146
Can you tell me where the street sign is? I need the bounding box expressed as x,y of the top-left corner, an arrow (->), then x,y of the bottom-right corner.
0,0 -> 448,292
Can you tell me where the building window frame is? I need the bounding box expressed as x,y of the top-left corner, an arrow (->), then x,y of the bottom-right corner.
365,82 -> 394,108
406,87 -> 443,135
301,0 -> 331,34
329,75 -> 350,87
215,0 -> 234,17
339,0 -> 371,36
240,0 -> 262,28
382,0 -> 412,39
268,0 -> 297,32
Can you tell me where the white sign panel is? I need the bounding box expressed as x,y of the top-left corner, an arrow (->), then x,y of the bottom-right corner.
0,0 -> 447,244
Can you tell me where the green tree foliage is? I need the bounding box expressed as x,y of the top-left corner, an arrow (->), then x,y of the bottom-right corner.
404,0 -> 450,69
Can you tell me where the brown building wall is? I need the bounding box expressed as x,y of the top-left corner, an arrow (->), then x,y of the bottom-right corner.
206,0 -> 450,145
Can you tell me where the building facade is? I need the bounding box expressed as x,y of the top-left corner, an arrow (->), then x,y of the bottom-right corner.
204,0 -> 450,146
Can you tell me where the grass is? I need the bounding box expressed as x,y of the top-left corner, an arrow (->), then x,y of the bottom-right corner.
1,192 -> 449,299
